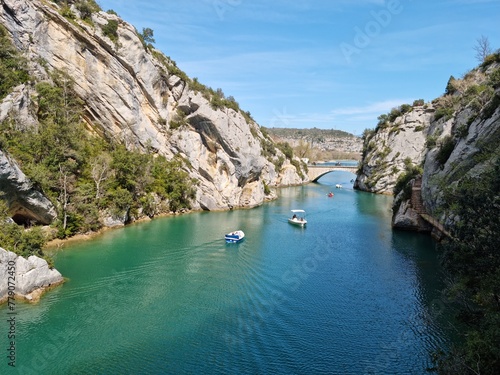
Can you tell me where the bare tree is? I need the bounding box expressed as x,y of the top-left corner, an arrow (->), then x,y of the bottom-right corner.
296,138 -> 312,159
91,154 -> 112,199
58,164 -> 70,231
473,35 -> 492,63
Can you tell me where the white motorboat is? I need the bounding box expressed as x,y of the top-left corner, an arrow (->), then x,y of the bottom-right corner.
225,230 -> 245,243
288,210 -> 307,227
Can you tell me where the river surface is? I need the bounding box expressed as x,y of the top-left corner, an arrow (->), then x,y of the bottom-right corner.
2,171 -> 452,374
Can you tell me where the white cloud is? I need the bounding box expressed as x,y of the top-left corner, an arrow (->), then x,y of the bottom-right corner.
331,99 -> 412,116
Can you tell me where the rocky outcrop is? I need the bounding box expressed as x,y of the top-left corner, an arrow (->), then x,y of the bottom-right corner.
0,149 -> 57,225
0,247 -> 64,303
0,0 -> 305,217
354,105 -> 433,194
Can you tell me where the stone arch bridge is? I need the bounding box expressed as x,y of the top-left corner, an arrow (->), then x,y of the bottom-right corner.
307,165 -> 358,182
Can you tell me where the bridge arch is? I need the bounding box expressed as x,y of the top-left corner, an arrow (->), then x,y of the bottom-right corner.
307,165 -> 357,182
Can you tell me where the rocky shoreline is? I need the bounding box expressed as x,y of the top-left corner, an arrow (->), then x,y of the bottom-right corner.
0,247 -> 64,304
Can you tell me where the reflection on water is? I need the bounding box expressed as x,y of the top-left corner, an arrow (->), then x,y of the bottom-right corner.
1,171 -> 452,374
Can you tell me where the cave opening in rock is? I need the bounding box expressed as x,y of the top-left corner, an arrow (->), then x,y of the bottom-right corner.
11,213 -> 34,226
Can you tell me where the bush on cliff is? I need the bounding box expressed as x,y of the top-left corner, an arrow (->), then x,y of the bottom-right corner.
0,25 -> 30,100
393,158 -> 422,200
435,155 -> 500,375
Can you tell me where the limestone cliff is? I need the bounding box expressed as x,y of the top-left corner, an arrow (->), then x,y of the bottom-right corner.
0,0 -> 306,222
355,58 -> 500,234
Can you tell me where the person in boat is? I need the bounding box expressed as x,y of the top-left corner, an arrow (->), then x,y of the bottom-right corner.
292,214 -> 297,219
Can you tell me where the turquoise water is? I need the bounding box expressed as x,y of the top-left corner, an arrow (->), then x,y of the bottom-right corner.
2,171 -> 451,374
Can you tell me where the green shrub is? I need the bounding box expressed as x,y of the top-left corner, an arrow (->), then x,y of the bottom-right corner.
376,114 -> 389,129
481,94 -> 500,119
455,124 -> 469,139
436,135 -> 455,166
434,107 -> 454,122
290,159 -> 304,180
388,107 -> 402,122
188,77 -> 207,94
0,25 -> 30,100
277,142 -> 293,160
273,156 -> 284,172
400,104 -> 412,114
489,67 -> 500,87
260,139 -> 276,157
137,27 -> 155,49
60,4 -> 76,20
445,75 -> 456,95
75,0 -> 100,22
393,161 -> 422,199
263,181 -> 271,195
413,99 -> 425,106
169,108 -> 188,130
426,135 -> 438,149
241,110 -> 254,124
101,20 -> 119,43
481,50 -> 500,67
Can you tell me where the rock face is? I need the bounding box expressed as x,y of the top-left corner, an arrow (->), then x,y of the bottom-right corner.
0,247 -> 64,303
0,0 -> 306,219
0,149 -> 57,224
354,105 -> 434,194
355,62 -> 500,234
421,97 -> 500,224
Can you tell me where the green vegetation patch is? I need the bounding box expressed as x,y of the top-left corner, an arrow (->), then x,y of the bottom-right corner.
101,20 -> 119,43
393,158 -> 422,200
435,135 -> 455,166
435,155 -> 500,374
0,25 -> 30,100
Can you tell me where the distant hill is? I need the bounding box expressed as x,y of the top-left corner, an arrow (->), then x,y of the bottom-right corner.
263,127 -> 362,161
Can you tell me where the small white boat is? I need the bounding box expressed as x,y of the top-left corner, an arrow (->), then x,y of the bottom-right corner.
335,184 -> 342,189
225,230 -> 245,243
288,209 -> 307,227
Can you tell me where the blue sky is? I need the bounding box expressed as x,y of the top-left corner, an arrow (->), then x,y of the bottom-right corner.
96,0 -> 499,135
